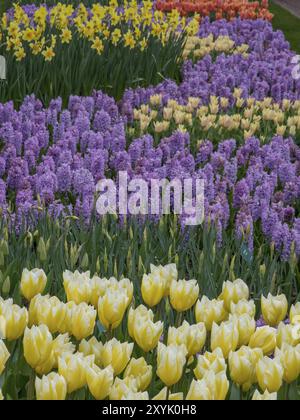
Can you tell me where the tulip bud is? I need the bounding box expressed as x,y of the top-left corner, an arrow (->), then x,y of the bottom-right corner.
211,321 -> 239,358
86,364 -> 114,400
124,357 -> 152,391
21,269 -> 47,301
79,336 -> 103,366
252,389 -> 277,400
0,301 -> 28,341
35,372 -> 67,400
170,279 -> 199,312
195,296 -> 227,331
256,357 -> 283,393
229,346 -> 263,391
168,321 -> 206,357
249,326 -> 277,355
261,293 -> 288,327
0,339 -> 9,375
35,296 -> 66,334
194,348 -> 227,380
219,279 -> 249,311
101,338 -> 133,375
23,325 -> 53,369
141,272 -> 165,307
70,302 -> 96,341
109,377 -> 138,400
230,299 -> 256,318
98,289 -> 129,331
152,387 -> 183,400
156,343 -> 187,387
230,314 -> 256,347
275,344 -> 300,383
186,371 -> 229,401
63,270 -> 91,304
58,353 -> 94,394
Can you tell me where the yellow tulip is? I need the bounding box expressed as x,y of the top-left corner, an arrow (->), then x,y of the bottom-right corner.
107,277 -> 133,304
252,389 -> 277,400
249,326 -> 277,355
230,314 -> 256,347
289,302 -> 300,324
101,338 -> 133,375
0,302 -> 28,341
79,336 -> 103,366
228,346 -> 263,391
256,357 -> 283,393
186,371 -> 229,400
28,294 -> 49,327
98,289 -> 129,331
70,302 -> 96,341
261,293 -> 288,327
167,321 -> 206,356
128,305 -> 153,339
211,321 -> 239,358
219,279 -> 249,312
156,343 -> 187,387
35,352 -> 55,376
23,325 -> 53,369
60,301 -> 77,334
230,299 -> 256,318
58,353 -> 94,394
195,296 -> 227,331
169,279 -> 199,312
276,322 -> 300,348
47,333 -> 74,370
275,344 -> 300,383
141,272 -> 165,307
0,389 -> 3,400
109,377 -> 138,400
186,378 -> 212,400
35,372 -> 67,400
0,340 -> 9,375
150,263 -> 178,296
124,357 -> 152,391
86,364 -> 114,400
132,316 -> 163,352
194,348 -> 227,380
63,270 -> 91,304
89,276 -> 108,307
35,296 -> 66,334
152,387 -> 183,400
20,268 -> 47,301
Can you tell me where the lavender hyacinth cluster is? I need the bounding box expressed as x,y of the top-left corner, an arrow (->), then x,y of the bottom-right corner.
0,91 -> 126,225
121,18 -> 300,118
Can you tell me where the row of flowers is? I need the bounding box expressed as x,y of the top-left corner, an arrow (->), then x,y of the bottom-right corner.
0,87 -> 299,258
155,0 -> 273,20
1,266 -> 300,400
